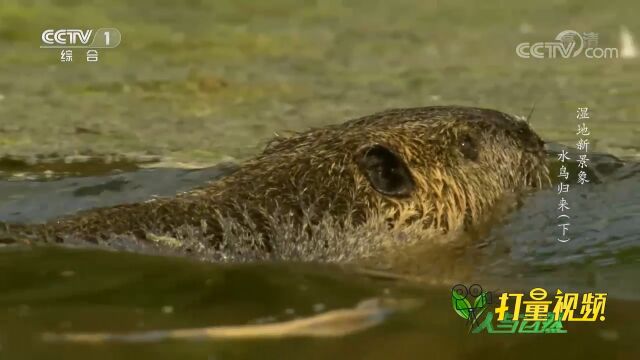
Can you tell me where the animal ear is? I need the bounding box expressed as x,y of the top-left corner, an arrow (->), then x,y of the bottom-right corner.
356,144 -> 415,197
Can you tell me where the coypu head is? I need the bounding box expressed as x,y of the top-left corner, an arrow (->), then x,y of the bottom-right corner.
19,106 -> 549,256
209,106 -> 550,236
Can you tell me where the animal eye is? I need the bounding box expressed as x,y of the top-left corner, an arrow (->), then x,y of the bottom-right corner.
459,135 -> 478,161
357,144 -> 415,197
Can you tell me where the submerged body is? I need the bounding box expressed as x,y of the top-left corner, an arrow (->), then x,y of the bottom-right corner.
3,106 -> 550,260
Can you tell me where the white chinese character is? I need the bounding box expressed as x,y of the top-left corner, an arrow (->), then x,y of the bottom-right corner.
557,182 -> 570,194
582,32 -> 599,48
557,150 -> 571,162
576,138 -> 590,152
558,165 -> 569,180
577,154 -> 590,168
576,107 -> 590,120
60,49 -> 73,62
86,49 -> 99,62
577,123 -> 590,136
557,223 -> 571,240
577,171 -> 590,185
558,198 -> 570,212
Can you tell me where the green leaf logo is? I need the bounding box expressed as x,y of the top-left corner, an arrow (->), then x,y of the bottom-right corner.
452,289 -> 472,319
474,292 -> 488,310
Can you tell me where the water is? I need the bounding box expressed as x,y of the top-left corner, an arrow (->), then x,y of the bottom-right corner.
1,0 -> 639,358
0,151 -> 638,358
0,248 -> 638,359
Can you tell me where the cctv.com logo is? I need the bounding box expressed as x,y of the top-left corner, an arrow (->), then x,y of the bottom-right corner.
516,30 -> 619,59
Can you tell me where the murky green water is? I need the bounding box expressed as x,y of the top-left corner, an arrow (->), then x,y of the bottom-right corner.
1,247 -> 639,360
0,0 -> 639,359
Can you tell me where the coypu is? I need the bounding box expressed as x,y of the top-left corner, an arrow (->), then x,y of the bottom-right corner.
1,106 -> 550,260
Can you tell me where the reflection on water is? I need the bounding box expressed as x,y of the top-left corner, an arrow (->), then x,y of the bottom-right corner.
0,247 -> 638,359
0,148 -> 638,358
0,161 -> 238,223
477,149 -> 640,300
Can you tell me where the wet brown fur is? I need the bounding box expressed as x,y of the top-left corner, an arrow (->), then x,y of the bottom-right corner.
3,106 -> 550,258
